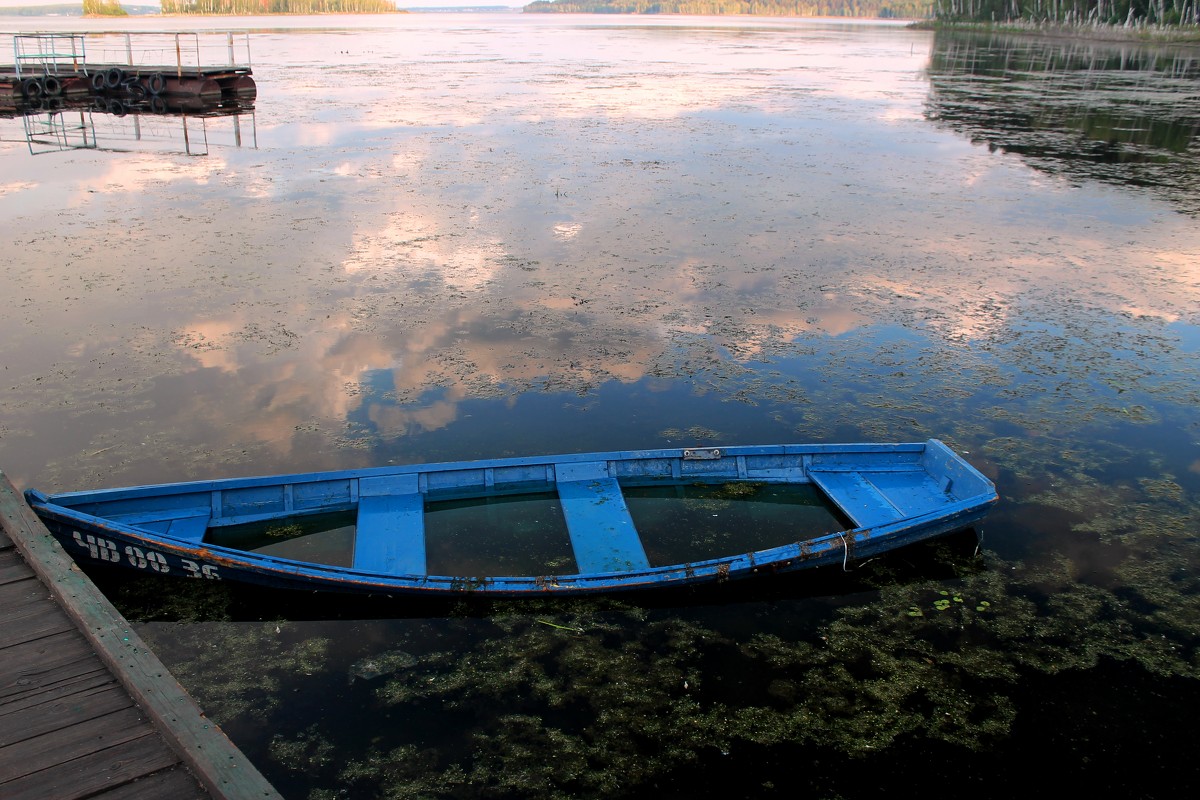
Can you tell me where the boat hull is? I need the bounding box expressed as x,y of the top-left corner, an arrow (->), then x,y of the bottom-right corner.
25,440 -> 998,597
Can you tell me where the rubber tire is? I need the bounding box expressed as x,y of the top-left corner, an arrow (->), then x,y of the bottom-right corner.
20,77 -> 43,100
104,67 -> 125,90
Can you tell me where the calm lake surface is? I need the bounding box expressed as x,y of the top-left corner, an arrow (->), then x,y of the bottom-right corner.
2,13 -> 1199,798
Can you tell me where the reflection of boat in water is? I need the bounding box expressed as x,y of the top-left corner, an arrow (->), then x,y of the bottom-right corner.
25,439 -> 997,598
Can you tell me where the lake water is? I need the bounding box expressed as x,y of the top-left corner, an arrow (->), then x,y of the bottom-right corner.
2,13 -> 1199,798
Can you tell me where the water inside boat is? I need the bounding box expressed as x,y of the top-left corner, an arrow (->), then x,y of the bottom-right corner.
199,482 -> 852,576
204,511 -> 357,568
625,483 -> 851,567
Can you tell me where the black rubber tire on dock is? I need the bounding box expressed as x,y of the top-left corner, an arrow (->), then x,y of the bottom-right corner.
104,67 -> 125,90
42,75 -> 62,97
90,71 -> 107,92
20,77 -> 42,100
147,73 -> 167,95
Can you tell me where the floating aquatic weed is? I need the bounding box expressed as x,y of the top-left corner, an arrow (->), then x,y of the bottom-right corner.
349,648 -> 419,684
1139,476 -> 1186,503
708,481 -> 763,499
268,724 -> 336,779
138,622 -> 335,727
659,425 -> 723,442
265,523 -> 304,538
98,570 -> 236,623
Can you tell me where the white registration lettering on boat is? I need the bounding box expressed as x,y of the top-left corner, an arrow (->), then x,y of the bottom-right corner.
124,545 -> 169,573
181,558 -> 221,580
73,530 -> 120,563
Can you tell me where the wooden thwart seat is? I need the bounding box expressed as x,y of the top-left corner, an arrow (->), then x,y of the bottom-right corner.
556,462 -> 650,574
353,475 -> 426,575
108,508 -> 211,541
809,470 -> 908,529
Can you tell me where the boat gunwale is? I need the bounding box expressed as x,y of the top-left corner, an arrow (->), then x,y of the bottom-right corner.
32,441 -> 937,505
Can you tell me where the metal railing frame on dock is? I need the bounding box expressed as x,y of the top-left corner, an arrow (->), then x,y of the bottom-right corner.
12,33 -> 86,78
12,31 -> 252,80
0,470 -> 281,800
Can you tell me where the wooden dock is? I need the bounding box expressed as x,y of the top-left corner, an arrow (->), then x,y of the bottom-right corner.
2,31 -> 256,108
0,471 -> 281,800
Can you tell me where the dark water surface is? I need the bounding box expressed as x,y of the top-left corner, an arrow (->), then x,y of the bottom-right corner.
3,13 -> 1199,798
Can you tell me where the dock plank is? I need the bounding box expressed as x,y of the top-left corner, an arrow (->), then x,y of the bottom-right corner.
1,631 -> 99,693
2,705 -> 162,779
1,726 -> 179,800
92,765 -> 215,800
0,574 -> 52,610
0,662 -> 114,719
1,598 -> 77,647
0,682 -> 134,748
1,547 -> 32,585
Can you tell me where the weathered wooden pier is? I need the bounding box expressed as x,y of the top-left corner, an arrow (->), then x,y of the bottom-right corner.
0,471 -> 280,800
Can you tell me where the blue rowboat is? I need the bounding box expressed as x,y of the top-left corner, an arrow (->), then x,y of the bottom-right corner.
24,440 -> 997,597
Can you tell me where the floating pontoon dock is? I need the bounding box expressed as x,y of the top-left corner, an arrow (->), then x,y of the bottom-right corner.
1,32 -> 256,106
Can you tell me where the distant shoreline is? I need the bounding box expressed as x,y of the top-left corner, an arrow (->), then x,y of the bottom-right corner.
2,7 -> 1199,48
910,19 -> 1200,46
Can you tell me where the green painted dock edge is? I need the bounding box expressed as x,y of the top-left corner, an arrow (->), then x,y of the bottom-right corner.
0,470 -> 282,800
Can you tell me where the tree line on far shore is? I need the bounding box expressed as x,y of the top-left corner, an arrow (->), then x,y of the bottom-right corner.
524,0 -> 1199,23
933,0 -> 1197,24
158,0 -> 398,12
524,1 -> 932,16
83,0 -> 128,14
83,0 -> 1198,26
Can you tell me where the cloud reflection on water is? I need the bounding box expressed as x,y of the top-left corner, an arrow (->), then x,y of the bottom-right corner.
0,17 -> 1198,490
